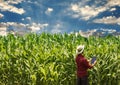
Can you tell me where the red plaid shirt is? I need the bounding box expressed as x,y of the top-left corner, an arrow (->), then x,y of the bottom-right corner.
75,54 -> 93,78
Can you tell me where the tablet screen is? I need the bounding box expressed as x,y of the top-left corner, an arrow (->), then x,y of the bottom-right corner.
91,57 -> 96,64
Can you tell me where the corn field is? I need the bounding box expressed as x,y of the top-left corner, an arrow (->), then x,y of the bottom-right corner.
0,33 -> 120,85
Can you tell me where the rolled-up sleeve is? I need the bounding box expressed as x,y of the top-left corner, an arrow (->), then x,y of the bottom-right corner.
83,59 -> 93,69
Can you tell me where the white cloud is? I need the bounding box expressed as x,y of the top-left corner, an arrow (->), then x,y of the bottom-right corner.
0,13 -> 4,18
0,31 -> 7,36
0,23 -> 7,36
51,23 -> 62,33
106,0 -> 120,7
93,16 -> 120,25
78,29 -> 97,38
6,0 -> 23,4
26,17 -> 31,21
73,28 -> 117,38
50,20 -> 69,34
0,0 -> 3,2
28,23 -> 48,32
110,8 -> 116,11
0,22 -> 49,33
69,3 -> 107,20
21,18 -> 25,21
0,1 -> 25,14
45,8 -> 53,15
68,0 -> 120,21
100,28 -> 116,33
0,21 -> 49,36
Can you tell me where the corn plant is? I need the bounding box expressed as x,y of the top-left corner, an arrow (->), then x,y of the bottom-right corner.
0,33 -> 119,85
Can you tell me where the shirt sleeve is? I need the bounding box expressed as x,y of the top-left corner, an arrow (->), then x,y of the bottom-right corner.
83,59 -> 93,69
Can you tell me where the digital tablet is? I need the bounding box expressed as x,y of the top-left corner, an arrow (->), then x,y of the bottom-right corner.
91,57 -> 96,64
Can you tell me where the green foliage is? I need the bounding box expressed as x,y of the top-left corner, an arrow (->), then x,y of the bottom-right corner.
0,33 -> 120,85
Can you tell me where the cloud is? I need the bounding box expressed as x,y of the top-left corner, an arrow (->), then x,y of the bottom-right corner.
78,29 -> 97,38
6,0 -> 23,4
0,22 -> 49,35
45,7 -> 53,15
109,8 -> 116,11
28,23 -> 48,32
51,23 -> 62,33
73,28 -> 117,38
0,23 -> 7,36
0,22 -> 27,30
0,13 -> 4,18
100,28 -> 116,33
70,4 -> 107,20
22,17 -> 31,21
106,0 -> 120,7
0,1 -> 25,14
67,0 -> 120,21
93,16 -> 120,25
0,31 -> 7,36
50,20 -> 69,33
26,17 -> 31,21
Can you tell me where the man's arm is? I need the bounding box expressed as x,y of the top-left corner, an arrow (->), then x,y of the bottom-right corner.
83,59 -> 97,69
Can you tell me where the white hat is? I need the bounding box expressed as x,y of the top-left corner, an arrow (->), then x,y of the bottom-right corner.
76,45 -> 85,55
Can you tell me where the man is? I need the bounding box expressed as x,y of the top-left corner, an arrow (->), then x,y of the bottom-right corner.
75,45 -> 96,85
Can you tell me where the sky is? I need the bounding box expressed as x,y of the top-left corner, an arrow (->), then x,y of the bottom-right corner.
0,0 -> 120,36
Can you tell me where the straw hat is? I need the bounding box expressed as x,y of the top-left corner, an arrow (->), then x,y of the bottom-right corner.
76,45 -> 85,55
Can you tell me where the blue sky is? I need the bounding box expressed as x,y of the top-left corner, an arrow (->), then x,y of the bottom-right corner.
0,0 -> 120,36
